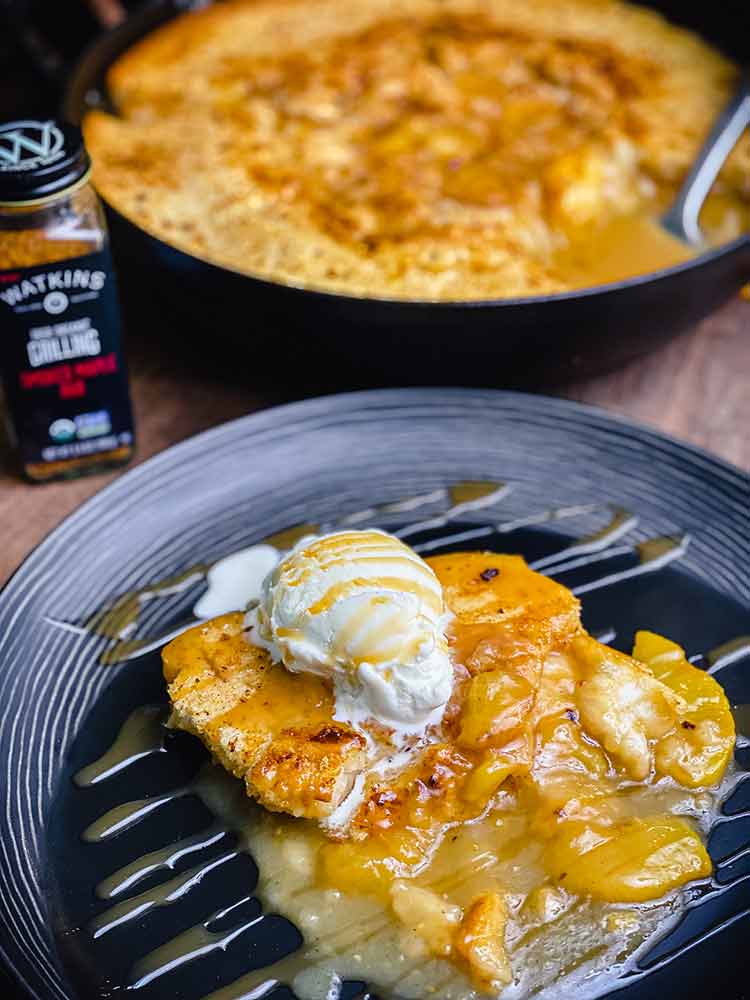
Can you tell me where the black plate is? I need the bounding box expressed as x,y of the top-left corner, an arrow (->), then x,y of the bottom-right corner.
0,389 -> 748,1000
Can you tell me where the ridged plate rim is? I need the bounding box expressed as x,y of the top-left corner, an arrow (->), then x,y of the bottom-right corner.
0,388 -> 748,1000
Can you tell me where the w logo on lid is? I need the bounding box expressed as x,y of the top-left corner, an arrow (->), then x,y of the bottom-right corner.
0,121 -> 65,171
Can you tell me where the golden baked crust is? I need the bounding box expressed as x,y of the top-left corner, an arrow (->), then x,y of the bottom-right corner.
161,554 -> 735,994
85,0 -> 749,300
161,545 -> 734,986
163,555 -> 582,826
163,613 -> 368,819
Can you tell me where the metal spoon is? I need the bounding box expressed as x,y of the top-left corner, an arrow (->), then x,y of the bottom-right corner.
662,73 -> 750,246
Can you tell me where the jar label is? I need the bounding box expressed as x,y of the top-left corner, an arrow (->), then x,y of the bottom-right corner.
0,248 -> 135,469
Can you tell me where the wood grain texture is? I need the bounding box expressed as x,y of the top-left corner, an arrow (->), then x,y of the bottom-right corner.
564,298 -> 749,468
0,298 -> 747,585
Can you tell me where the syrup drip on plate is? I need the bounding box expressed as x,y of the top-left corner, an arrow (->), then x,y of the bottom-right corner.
74,705 -> 167,787
75,626 -> 750,1000
96,824 -> 231,901
706,637 -> 750,676
88,567 -> 209,665
82,788 -> 191,844
128,896 -> 263,989
66,501 -> 741,998
45,494 -> 695,676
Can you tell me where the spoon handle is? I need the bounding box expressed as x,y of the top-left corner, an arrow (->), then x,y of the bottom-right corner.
662,74 -> 750,245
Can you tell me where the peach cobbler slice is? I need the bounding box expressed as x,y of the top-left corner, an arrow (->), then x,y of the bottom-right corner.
164,549 -> 734,993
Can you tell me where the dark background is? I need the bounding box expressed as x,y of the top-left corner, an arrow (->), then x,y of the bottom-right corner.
0,1 -> 140,116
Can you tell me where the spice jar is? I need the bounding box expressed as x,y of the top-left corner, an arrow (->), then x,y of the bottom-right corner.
0,119 -> 134,481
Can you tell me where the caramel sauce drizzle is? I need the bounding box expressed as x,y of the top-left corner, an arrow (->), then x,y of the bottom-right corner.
74,704 -> 166,787
74,620 -> 749,999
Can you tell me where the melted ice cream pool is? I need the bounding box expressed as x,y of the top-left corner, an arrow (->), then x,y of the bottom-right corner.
192,545 -> 280,619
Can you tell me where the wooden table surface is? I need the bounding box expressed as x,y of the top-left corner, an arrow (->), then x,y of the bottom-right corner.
0,297 -> 747,585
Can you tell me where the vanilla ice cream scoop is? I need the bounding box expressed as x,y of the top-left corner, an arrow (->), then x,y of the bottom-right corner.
246,529 -> 453,738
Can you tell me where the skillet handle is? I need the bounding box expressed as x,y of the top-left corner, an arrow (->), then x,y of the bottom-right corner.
662,73 -> 750,246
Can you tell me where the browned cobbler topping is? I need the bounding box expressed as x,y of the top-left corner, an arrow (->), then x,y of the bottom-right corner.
84,0 -> 750,300
310,724 -> 360,744
223,15 -> 664,254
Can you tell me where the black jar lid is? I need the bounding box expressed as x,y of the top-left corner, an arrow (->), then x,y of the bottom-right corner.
0,119 -> 91,205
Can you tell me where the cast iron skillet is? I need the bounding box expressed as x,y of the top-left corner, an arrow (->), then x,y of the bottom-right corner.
63,0 -> 750,386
